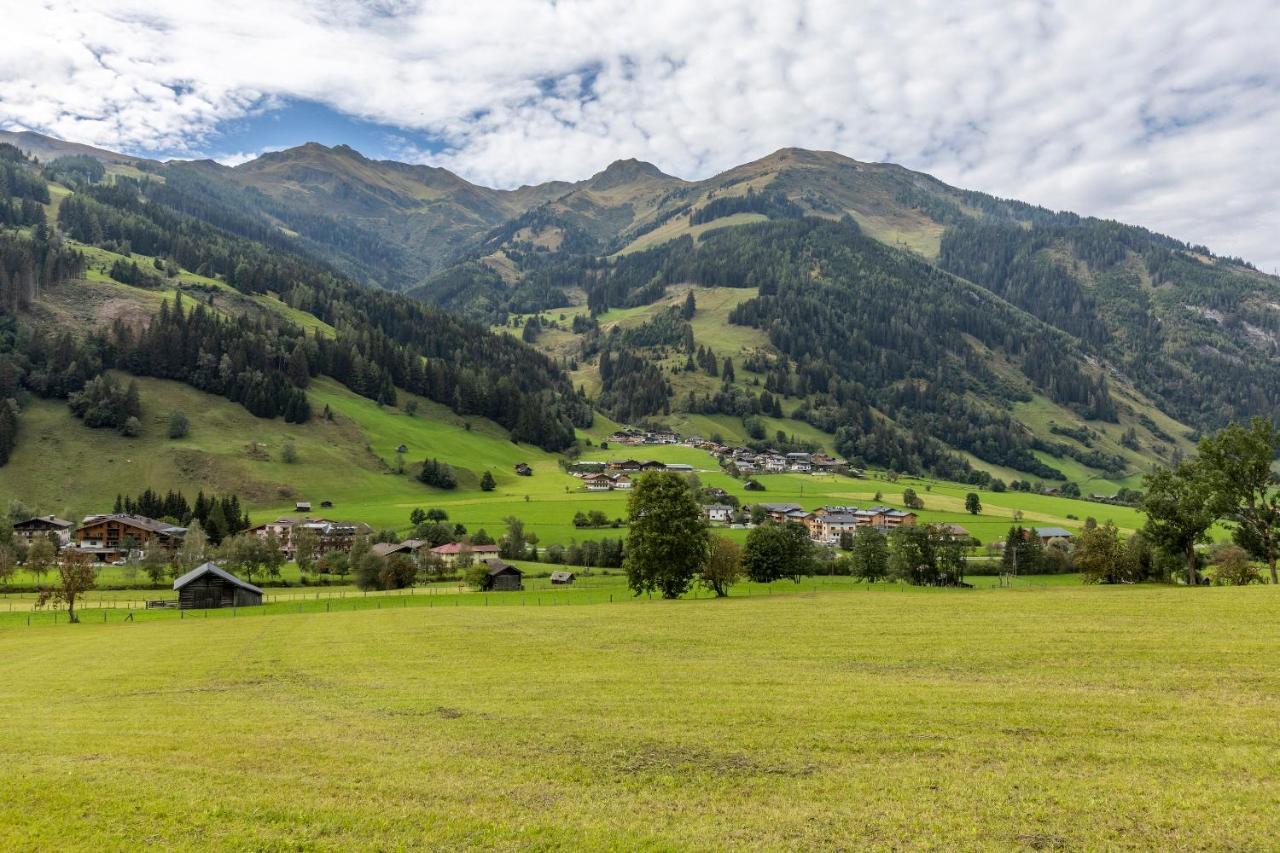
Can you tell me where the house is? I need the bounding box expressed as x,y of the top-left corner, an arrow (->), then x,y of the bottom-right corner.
881,509 -> 918,527
295,518 -> 373,554
550,570 -> 576,585
431,541 -> 501,568
807,512 -> 861,544
762,455 -> 787,473
173,562 -> 262,609
786,452 -> 812,472
12,516 -> 73,546
295,501 -> 312,512
482,558 -> 524,591
608,459 -> 642,472
704,504 -> 733,524
370,539 -> 430,559
665,463 -> 694,473
248,518 -> 297,558
514,462 -> 533,477
612,474 -> 633,489
583,473 -> 615,491
639,460 -> 667,471
937,524 -> 972,541
756,503 -> 804,523
1031,527 -> 1075,545
72,514 -> 186,562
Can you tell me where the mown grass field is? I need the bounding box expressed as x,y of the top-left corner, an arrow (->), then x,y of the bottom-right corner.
1,583 -> 1276,848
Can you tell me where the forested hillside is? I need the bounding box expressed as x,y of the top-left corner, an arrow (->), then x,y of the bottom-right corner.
1,129 -> 1276,493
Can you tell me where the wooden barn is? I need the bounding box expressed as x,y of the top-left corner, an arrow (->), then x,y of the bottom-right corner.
483,559 -> 524,591
173,562 -> 263,609
550,570 -> 576,585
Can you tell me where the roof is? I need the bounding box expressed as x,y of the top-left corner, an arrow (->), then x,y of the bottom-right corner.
76,514 -> 185,536
820,513 -> 860,524
172,562 -> 263,595
484,558 -> 521,576
758,503 -> 802,513
432,542 -> 500,555
704,504 -> 733,512
1033,526 -> 1075,539
550,570 -> 576,580
15,515 -> 72,528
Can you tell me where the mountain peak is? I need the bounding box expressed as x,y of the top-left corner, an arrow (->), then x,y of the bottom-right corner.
587,158 -> 680,190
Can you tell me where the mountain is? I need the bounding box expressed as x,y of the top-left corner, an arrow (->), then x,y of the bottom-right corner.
2,130 -> 1277,496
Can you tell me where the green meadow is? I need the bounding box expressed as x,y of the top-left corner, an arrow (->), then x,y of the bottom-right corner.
2,583 -> 1277,849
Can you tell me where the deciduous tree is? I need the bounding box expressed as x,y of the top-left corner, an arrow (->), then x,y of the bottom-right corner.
37,550 -> 96,623
1142,459 -> 1217,585
1197,418 -> 1280,585
625,472 -> 709,598
700,536 -> 742,597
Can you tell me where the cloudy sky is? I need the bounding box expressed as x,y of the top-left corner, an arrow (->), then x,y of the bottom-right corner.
3,1 -> 1278,268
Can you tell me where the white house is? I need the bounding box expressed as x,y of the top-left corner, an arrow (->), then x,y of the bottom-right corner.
703,504 -> 733,523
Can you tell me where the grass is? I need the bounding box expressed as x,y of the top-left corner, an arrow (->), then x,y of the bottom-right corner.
1,583 -> 1277,848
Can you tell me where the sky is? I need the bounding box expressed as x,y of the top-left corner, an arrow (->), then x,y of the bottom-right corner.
2,1 -> 1278,269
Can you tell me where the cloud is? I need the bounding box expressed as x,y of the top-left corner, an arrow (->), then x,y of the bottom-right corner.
2,0 -> 1279,268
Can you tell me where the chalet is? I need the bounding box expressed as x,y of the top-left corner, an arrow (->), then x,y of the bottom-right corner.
295,501 -> 312,512
607,430 -> 645,446
704,504 -> 733,523
608,459 -> 642,472
173,562 -> 262,609
72,514 -> 185,562
431,541 -> 501,568
370,539 -> 429,559
786,452 -> 813,472
756,503 -> 804,523
583,473 -> 614,491
639,460 -> 667,471
248,518 -> 297,557
613,474 -> 633,489
762,455 -> 787,473
935,524 -> 973,542
514,462 -> 533,477
807,512 -> 860,543
665,463 -> 695,473
12,516 -> 73,546
550,570 -> 576,585
482,559 -> 523,591
881,509 -> 918,527
297,518 -> 373,554
644,431 -> 679,445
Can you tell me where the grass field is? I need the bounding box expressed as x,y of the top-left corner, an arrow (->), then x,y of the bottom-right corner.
2,583 -> 1276,848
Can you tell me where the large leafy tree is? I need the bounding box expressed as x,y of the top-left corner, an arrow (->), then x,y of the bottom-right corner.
625,472 -> 709,598
1142,459 -> 1217,585
743,522 -> 813,583
700,536 -> 742,597
1197,418 -> 1280,585
848,526 -> 889,582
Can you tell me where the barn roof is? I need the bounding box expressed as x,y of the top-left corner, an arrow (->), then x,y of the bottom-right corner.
172,562 -> 263,594
15,515 -> 72,528
483,558 -> 522,576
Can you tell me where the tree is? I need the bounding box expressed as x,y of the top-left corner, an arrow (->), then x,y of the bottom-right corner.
1210,545 -> 1262,586
700,536 -> 742,597
37,550 -> 96,623
681,290 -> 696,320
0,544 -> 15,587
463,560 -> 491,590
280,441 -> 299,464
175,520 -> 208,575
480,470 -> 496,491
223,535 -> 265,584
121,416 -> 142,438
167,410 -> 189,439
500,516 -> 527,560
902,488 -> 924,510
142,546 -> 168,584
848,526 -> 889,582
1197,418 -> 1280,585
1000,526 -> 1043,576
743,522 -> 812,583
625,472 -> 709,598
1075,520 -> 1132,584
409,508 -> 427,526
26,537 -> 55,585
294,526 -> 318,575
263,531 -> 285,581
965,492 -> 982,515
887,524 -> 937,585
1142,459 -> 1217,585
353,549 -> 386,590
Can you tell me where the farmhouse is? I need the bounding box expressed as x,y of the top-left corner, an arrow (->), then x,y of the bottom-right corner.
72,514 -> 186,562
431,541 -> 501,567
704,504 -> 733,523
12,516 -> 73,545
1031,527 -> 1075,545
370,539 -> 429,559
482,558 -> 524,591
550,570 -> 576,585
582,473 -> 614,491
612,474 -> 633,489
608,459 -> 642,472
173,562 -> 263,609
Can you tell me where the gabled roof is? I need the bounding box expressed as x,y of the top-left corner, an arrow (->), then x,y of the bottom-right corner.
76,514 -> 185,536
172,562 -> 263,594
15,515 -> 72,528
483,558 -> 521,575
432,542 -> 500,555
758,503 -> 803,513
1033,526 -> 1074,539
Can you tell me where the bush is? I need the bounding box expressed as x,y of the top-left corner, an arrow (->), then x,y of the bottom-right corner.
167,410 -> 189,439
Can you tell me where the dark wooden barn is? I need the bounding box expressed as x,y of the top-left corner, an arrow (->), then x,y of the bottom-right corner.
550,570 -> 576,585
483,559 -> 524,591
173,562 -> 264,609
